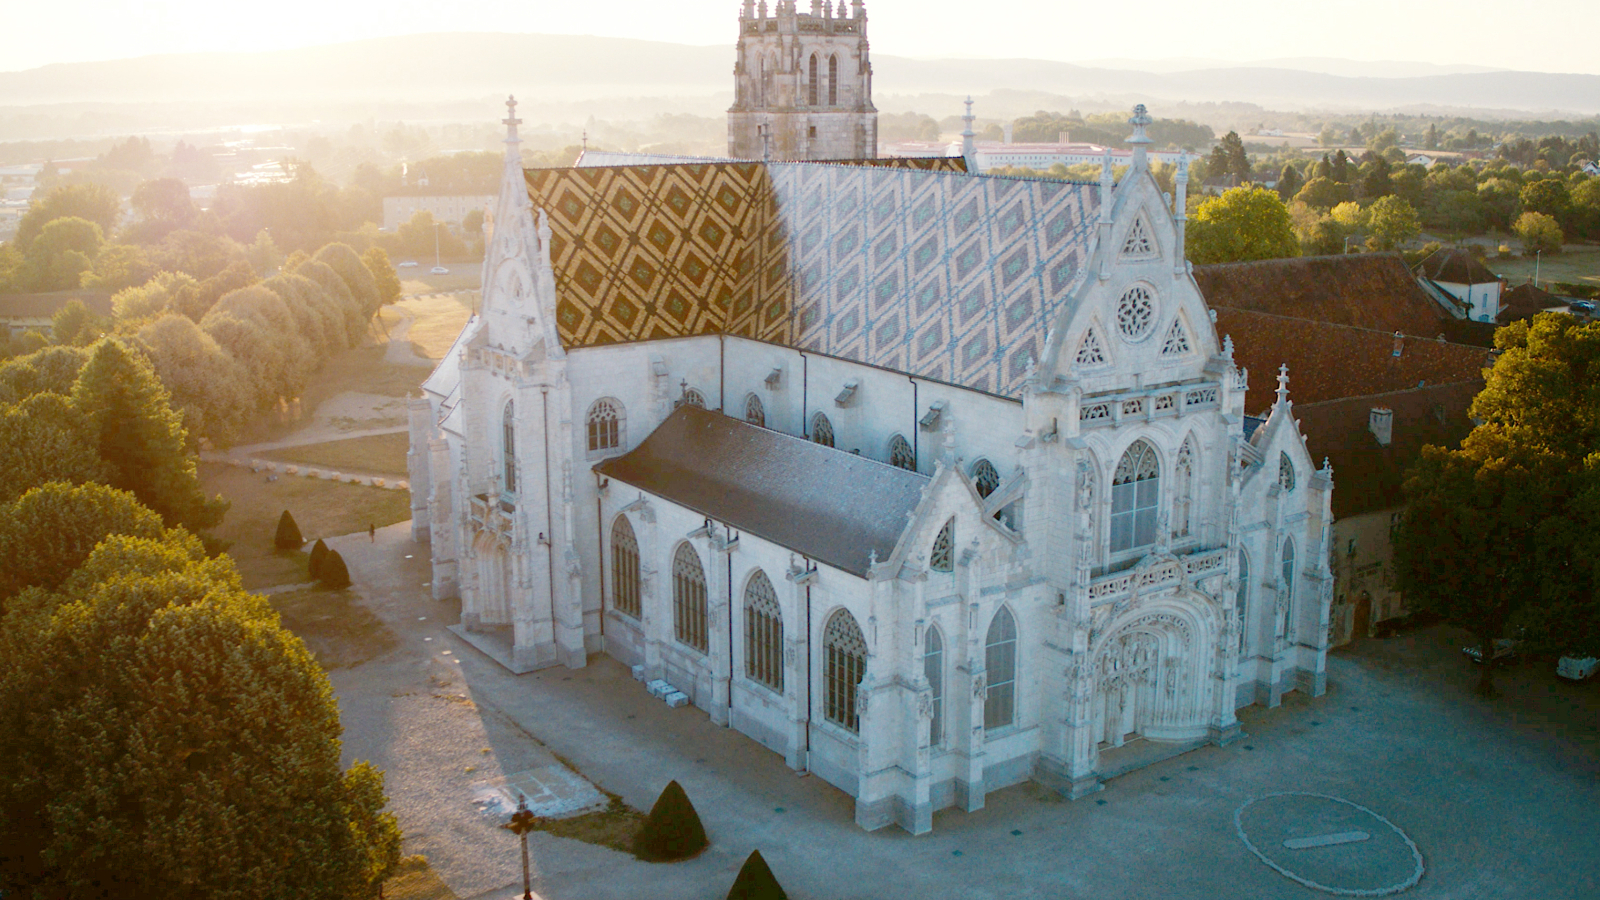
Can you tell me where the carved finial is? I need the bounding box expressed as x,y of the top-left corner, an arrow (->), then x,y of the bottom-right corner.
1127,104 -> 1153,144
503,95 -> 522,144
1222,334 -> 1235,358
869,548 -> 878,565
1275,364 -> 1291,407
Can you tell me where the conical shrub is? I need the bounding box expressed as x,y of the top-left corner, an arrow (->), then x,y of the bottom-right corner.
726,849 -> 786,900
319,549 -> 352,588
274,509 -> 304,549
308,539 -> 329,579
633,779 -> 708,862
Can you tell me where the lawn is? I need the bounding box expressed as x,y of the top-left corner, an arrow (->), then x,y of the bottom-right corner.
1486,245 -> 1600,291
399,263 -> 482,296
245,345 -> 430,444
200,462 -> 412,590
379,292 -> 475,359
269,586 -> 398,670
260,432 -> 411,477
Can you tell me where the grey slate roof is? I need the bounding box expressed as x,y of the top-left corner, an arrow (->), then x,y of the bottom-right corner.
594,405 -> 929,577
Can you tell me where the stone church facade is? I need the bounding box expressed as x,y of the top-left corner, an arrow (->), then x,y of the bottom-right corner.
410,92 -> 1334,833
727,0 -> 877,160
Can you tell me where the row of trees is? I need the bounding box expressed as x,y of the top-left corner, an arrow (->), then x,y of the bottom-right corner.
1395,312 -> 1600,695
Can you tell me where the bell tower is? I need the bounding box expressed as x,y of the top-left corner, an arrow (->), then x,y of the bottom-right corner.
728,0 -> 878,160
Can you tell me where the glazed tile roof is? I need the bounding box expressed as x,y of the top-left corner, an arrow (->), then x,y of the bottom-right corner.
594,405 -> 928,577
1296,381 -> 1480,519
1193,253 -> 1447,336
1416,247 -> 1499,286
526,157 -> 1096,397
1214,309 -> 1491,415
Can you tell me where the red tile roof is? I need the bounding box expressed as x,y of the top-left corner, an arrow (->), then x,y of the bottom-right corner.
1194,253 -> 1447,336
1498,282 -> 1561,324
1417,247 -> 1499,286
1295,382 -> 1480,519
1215,309 -> 1492,415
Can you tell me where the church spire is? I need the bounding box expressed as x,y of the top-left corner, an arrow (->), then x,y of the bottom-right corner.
960,96 -> 976,172
1275,364 -> 1291,409
502,94 -> 523,160
1126,103 -> 1152,173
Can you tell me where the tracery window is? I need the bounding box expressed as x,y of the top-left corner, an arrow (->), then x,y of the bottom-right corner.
1279,452 -> 1296,492
673,543 -> 709,653
1075,328 -> 1108,367
930,517 -> 955,573
1173,439 -> 1195,539
1161,319 -> 1191,357
970,458 -> 1001,499
1115,285 -> 1157,342
811,412 -> 834,448
1120,215 -> 1155,257
744,570 -> 783,692
681,387 -> 707,409
808,55 -> 819,107
984,607 -> 1018,730
828,55 -> 838,105
924,626 -> 944,744
888,434 -> 915,470
586,398 -> 622,453
1280,537 -> 1296,638
610,516 -> 640,619
501,400 -> 517,494
823,609 -> 867,732
1235,548 -> 1250,654
744,392 -> 765,428
1111,440 -> 1160,553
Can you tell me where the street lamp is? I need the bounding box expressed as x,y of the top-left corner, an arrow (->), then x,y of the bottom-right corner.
501,795 -> 541,900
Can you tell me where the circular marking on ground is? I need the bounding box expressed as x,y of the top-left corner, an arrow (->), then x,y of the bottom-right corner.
1234,793 -> 1424,896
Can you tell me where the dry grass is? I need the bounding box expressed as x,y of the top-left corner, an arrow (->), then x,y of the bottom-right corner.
533,795 -> 648,855
244,345 -> 429,444
260,433 -> 411,477
383,855 -> 461,900
200,462 -> 411,590
390,293 -> 474,359
269,585 -> 398,669
1486,246 -> 1600,289
399,265 -> 482,295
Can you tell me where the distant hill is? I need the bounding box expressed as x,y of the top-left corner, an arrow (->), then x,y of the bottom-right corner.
1,32 -> 1597,118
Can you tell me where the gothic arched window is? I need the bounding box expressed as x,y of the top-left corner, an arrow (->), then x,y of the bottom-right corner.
1173,439 -> 1195,540
1281,536 -> 1296,607
502,400 -> 517,494
971,458 -> 1001,499
680,387 -> 707,409
1279,452 -> 1296,492
1236,547 -> 1250,653
1111,440 -> 1160,553
744,392 -> 765,428
808,54 -> 819,107
744,570 -> 783,692
828,55 -> 839,105
610,516 -> 640,619
587,398 -> 623,454
930,517 -> 955,573
984,607 -> 1018,729
888,434 -> 915,470
924,626 -> 944,744
823,609 -> 867,732
810,412 -> 834,448
673,543 -> 708,653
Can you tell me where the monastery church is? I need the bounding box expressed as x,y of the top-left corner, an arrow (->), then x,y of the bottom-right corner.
409,1 -> 1334,835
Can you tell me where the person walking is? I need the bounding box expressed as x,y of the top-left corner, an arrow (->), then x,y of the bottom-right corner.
369,523 -> 376,543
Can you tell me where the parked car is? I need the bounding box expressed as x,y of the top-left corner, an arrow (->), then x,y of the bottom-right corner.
1569,300 -> 1596,314
1557,656 -> 1599,681
398,260 -> 419,268
1462,638 -> 1520,664
430,266 -> 449,275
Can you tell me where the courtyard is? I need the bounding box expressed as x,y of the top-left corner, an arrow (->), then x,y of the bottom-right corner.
300,527 -> 1600,900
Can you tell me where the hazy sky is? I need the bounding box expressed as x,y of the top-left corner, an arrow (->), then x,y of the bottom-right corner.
7,0 -> 1598,75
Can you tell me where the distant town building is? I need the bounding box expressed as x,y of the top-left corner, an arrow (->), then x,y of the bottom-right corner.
0,291 -> 112,338
382,195 -> 496,232
1415,247 -> 1503,323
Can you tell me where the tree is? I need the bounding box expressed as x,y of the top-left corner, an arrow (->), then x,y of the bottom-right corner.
1205,131 -> 1250,184
1184,186 -> 1299,265
275,509 -> 305,549
0,533 -> 401,898
461,208 -> 485,236
69,338 -> 226,534
363,246 -> 403,306
1364,195 -> 1421,251
13,183 -> 120,251
81,243 -> 156,293
135,313 -> 251,444
51,298 -> 105,347
309,538 -> 330,580
1330,150 -> 1351,183
320,549 -> 352,588
24,216 -> 105,291
726,849 -> 787,900
634,780 -> 708,862
1520,179 -> 1570,222
1276,163 -> 1303,200
130,178 -> 198,228
112,271 -> 200,325
1294,176 -> 1351,211
1514,211 -> 1563,255
1425,123 -> 1439,150
0,344 -> 90,405
295,258 -> 364,348
0,481 -> 163,599
0,394 -> 111,504
1358,155 -> 1393,200
315,243 -> 382,318
187,259 -> 260,322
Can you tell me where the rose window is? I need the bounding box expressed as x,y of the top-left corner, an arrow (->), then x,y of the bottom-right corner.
1116,285 -> 1156,341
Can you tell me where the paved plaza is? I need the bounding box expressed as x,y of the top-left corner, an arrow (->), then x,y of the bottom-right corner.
326,526 -> 1600,900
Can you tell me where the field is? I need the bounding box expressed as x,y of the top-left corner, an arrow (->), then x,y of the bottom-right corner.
1486,245 -> 1600,290
200,462 -> 412,590
379,292 -> 475,359
259,432 -> 411,477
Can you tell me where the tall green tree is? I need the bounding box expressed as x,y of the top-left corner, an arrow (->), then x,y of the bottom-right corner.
1514,211 -> 1563,255
68,338 -> 226,534
13,183 -> 120,251
362,246 -> 403,306
1276,163 -> 1304,200
0,395 -> 111,505
1184,185 -> 1300,264
0,532 -> 402,899
0,481 -> 163,599
1363,195 -> 1422,251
